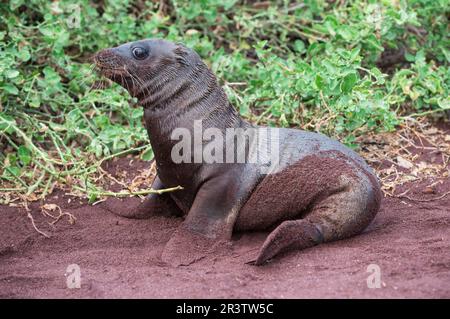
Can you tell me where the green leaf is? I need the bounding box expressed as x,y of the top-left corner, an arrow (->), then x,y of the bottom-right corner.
29,94 -> 41,108
294,40 -> 305,54
340,73 -> 358,93
405,52 -> 415,62
16,48 -> 31,62
2,166 -> 21,180
370,67 -> 385,84
141,147 -> 154,161
315,75 -> 325,90
39,26 -> 54,37
43,66 -> 61,84
88,193 -> 98,204
6,70 -> 19,79
0,113 -> 16,134
2,84 -> 19,95
17,146 -> 31,166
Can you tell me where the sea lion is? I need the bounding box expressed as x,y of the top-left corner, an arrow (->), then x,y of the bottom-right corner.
94,39 -> 381,266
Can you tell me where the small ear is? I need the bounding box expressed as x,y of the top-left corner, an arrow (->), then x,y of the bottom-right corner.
173,44 -> 190,66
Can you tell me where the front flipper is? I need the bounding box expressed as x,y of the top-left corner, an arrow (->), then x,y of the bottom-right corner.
160,225 -> 226,266
162,169 -> 252,266
101,175 -> 182,219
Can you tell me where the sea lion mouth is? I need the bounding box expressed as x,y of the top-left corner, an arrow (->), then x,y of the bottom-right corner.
93,49 -> 129,77
93,50 -> 137,91
95,65 -> 127,78
94,63 -> 131,85
93,59 -> 126,77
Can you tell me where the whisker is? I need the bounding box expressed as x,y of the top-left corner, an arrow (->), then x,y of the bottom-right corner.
125,68 -> 149,100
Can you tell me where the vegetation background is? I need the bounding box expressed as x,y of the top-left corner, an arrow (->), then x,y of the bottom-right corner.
0,0 -> 448,203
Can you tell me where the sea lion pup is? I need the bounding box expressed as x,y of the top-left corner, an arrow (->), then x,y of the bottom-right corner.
94,39 -> 381,266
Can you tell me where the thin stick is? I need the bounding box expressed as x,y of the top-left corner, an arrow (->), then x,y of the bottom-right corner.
402,108 -> 450,118
90,185 -> 183,197
393,191 -> 450,202
27,212 -> 51,238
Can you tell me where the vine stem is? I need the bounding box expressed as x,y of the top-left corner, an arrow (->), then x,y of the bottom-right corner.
402,107 -> 450,118
89,185 -> 184,197
27,212 -> 51,238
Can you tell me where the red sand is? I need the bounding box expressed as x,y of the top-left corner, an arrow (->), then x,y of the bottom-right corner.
1,159 -> 449,298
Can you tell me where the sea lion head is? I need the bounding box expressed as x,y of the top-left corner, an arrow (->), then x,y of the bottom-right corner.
94,38 -> 234,126
94,39 -> 200,103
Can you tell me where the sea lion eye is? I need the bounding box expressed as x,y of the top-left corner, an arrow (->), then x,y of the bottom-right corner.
132,47 -> 148,60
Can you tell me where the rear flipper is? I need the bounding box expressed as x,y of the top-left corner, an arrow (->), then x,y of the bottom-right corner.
254,177 -> 380,265
254,219 -> 323,265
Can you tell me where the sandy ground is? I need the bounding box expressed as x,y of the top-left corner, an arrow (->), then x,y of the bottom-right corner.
1,141 -> 449,298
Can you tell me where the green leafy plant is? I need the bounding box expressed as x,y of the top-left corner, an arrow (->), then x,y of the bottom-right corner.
0,0 -> 448,202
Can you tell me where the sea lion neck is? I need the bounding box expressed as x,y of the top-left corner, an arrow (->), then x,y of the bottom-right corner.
140,60 -> 247,168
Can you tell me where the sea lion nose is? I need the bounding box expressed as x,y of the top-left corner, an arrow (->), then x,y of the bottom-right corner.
94,49 -> 120,67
